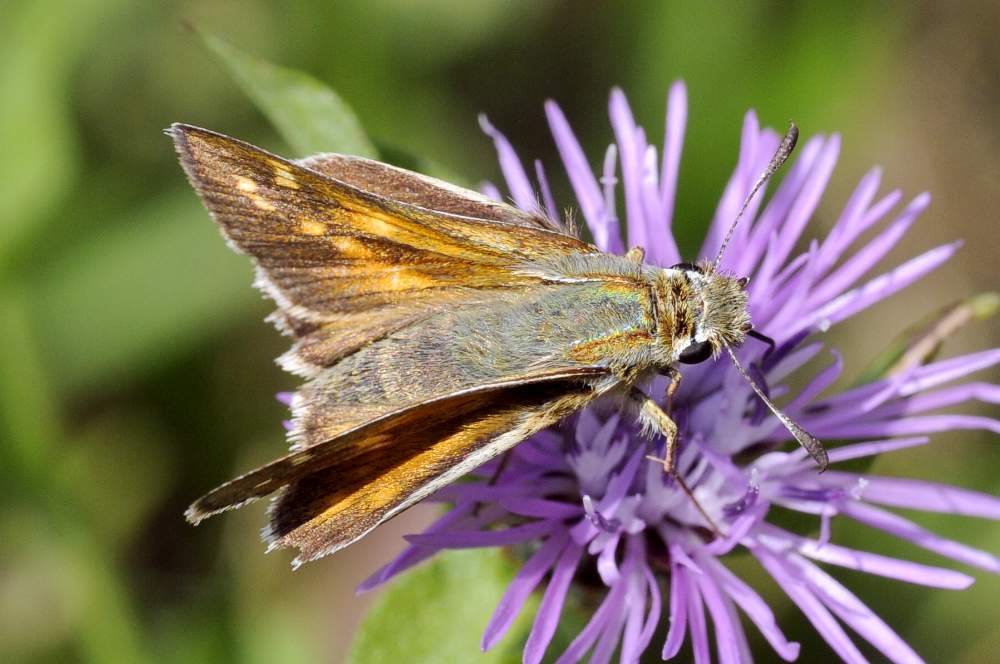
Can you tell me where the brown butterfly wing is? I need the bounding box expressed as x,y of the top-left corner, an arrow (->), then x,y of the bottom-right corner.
170,124 -> 596,321
296,152 -> 563,231
268,379 -> 596,564
185,369 -> 603,558
173,125 -> 629,560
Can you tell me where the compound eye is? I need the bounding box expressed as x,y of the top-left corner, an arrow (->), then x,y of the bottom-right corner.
678,340 -> 713,364
671,262 -> 703,274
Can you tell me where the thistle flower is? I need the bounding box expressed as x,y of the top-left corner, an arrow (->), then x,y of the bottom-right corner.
358,83 -> 1000,663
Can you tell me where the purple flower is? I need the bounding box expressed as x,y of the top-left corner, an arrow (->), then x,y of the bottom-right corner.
359,83 -> 1000,662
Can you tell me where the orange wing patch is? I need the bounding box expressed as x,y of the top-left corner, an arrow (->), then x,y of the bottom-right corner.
170,124 -> 597,321
184,370 -> 604,538
296,152 -> 565,232
267,380 -> 596,564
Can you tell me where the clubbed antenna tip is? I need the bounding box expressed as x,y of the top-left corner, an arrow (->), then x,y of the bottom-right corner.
725,344 -> 828,471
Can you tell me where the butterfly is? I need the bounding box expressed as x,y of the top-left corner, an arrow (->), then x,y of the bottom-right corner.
171,122 -> 824,565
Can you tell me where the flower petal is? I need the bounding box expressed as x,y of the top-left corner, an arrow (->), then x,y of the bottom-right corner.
435,476 -> 574,504
786,349 -> 843,413
758,523 -> 974,589
805,193 -> 929,308
694,566 -> 747,664
479,114 -> 538,212
814,413 -> 1000,439
842,501 -> 1000,573
762,437 -> 929,475
609,88 -> 648,250
754,547 -> 869,664
739,135 -> 825,278
699,553 -> 800,661
554,574 -> 627,664
824,436 -> 929,464
533,159 -> 561,222
357,504 -> 482,593
544,101 -> 604,232
659,81 -> 687,231
785,551 -> 925,664
403,519 -> 555,549
595,532 -> 621,585
900,350 -> 1000,395
884,382 -> 1000,416
524,542 -> 584,664
589,602 -> 628,664
662,548 -> 690,659
703,110 -> 765,263
641,142 -> 680,264
817,349 -> 1000,413
686,566 -> 712,664
599,445 -> 646,512
617,537 -> 659,663
826,472 -> 1000,519
600,145 -> 625,253
819,172 -> 903,274
800,241 -> 961,335
763,135 -> 841,277
632,563 -> 663,661
482,531 -> 569,650
479,180 -> 503,201
498,496 -> 583,520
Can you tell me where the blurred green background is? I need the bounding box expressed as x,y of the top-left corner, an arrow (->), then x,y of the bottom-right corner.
2,1 -> 998,662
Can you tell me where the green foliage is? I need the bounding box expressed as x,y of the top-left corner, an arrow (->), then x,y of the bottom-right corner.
349,549 -> 535,664
854,292 -> 1000,386
195,27 -> 377,159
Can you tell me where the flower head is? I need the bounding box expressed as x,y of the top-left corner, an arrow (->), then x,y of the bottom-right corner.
360,83 -> 1000,663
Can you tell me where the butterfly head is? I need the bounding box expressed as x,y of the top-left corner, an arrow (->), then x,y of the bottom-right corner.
667,261 -> 752,365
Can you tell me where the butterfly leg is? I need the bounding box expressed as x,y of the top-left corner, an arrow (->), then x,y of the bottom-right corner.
629,387 -> 723,536
469,451 -> 515,518
662,366 -> 681,416
629,386 -> 680,473
487,451 -> 513,485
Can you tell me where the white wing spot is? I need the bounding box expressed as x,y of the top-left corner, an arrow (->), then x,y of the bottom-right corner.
236,176 -> 257,193
300,219 -> 326,235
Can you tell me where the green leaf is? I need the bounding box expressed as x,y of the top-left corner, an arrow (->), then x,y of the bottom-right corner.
833,292 -> 1000,475
854,292 -> 1000,386
194,27 -> 377,159
348,548 -> 535,664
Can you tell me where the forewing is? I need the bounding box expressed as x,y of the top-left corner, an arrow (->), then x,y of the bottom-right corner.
185,370 -> 603,559
297,152 -> 563,231
169,124 -> 597,323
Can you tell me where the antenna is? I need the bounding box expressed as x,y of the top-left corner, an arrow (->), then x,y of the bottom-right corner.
725,345 -> 828,471
713,122 -> 799,271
